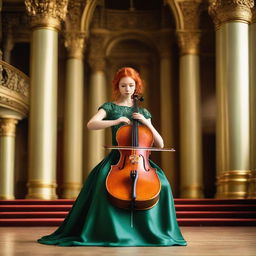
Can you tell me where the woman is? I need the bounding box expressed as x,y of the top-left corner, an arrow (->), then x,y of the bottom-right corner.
38,67 -> 187,247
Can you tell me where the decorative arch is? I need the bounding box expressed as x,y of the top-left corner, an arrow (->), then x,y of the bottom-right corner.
165,0 -> 184,30
81,0 -> 99,35
105,31 -> 158,57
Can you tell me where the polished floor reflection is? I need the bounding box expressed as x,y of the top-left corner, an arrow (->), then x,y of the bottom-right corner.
0,227 -> 255,256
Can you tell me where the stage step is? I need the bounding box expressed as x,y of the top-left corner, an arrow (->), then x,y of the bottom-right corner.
1,199 -> 255,205
1,210 -> 255,219
0,218 -> 255,227
0,199 -> 256,226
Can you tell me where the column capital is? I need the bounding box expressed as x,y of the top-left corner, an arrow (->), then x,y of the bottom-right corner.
64,0 -> 87,59
65,0 -> 86,30
0,118 -> 18,137
177,30 -> 201,55
88,57 -> 106,72
64,31 -> 86,59
252,6 -> 256,23
169,1 -> 203,55
178,0 -> 202,29
209,0 -> 254,28
25,0 -> 68,30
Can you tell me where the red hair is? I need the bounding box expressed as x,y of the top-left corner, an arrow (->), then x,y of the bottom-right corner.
112,67 -> 144,101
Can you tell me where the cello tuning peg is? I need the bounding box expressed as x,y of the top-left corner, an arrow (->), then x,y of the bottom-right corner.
132,94 -> 144,101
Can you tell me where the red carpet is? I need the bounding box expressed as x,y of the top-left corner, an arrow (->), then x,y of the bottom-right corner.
0,199 -> 255,226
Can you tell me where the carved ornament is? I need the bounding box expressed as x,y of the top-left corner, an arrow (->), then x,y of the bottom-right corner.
0,118 -> 18,137
178,1 -> 202,30
64,32 -> 87,59
0,61 -> 29,117
65,0 -> 85,30
209,0 -> 254,28
25,0 -> 68,30
177,30 -> 201,55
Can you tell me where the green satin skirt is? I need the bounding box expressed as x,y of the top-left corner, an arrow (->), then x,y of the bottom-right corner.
38,150 -> 187,247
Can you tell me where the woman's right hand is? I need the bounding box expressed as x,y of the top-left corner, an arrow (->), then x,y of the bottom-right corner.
117,117 -> 131,125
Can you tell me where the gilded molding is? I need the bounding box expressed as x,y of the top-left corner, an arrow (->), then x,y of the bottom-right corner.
0,118 -> 18,137
25,0 -> 68,30
209,0 -> 254,28
177,30 -> 201,55
27,181 -> 57,189
64,31 -> 86,59
0,96 -> 28,116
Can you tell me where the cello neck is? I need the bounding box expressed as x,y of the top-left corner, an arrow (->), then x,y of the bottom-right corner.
132,95 -> 140,148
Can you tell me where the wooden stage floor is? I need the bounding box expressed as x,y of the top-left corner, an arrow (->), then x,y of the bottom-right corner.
0,226 -> 255,256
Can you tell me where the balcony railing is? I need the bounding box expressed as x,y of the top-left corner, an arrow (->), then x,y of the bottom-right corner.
0,60 -> 29,117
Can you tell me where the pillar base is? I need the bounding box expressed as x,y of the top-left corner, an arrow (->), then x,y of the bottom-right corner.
180,185 -> 204,198
0,195 -> 15,200
216,170 -> 251,199
60,182 -> 82,199
248,170 -> 256,199
26,181 -> 58,200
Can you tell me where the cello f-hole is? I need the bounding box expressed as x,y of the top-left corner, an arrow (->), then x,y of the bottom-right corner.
139,154 -> 150,172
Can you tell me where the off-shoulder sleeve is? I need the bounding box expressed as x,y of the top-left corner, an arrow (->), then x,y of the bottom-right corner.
98,102 -> 112,119
142,108 -> 152,119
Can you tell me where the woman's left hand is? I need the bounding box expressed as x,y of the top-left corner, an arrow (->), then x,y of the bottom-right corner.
132,113 -> 149,126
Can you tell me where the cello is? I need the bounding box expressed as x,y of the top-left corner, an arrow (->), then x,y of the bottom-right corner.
105,95 -> 161,210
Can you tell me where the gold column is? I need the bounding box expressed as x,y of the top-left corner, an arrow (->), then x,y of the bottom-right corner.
209,0 -> 253,199
0,118 -> 18,199
159,49 -> 177,192
25,0 -> 68,199
248,7 -> 256,199
62,31 -> 86,198
178,31 -> 203,198
87,58 -> 107,174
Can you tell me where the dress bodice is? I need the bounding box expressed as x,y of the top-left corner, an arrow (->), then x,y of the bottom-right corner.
99,102 -> 152,145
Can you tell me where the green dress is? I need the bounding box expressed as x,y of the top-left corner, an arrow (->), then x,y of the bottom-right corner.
38,102 -> 187,247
